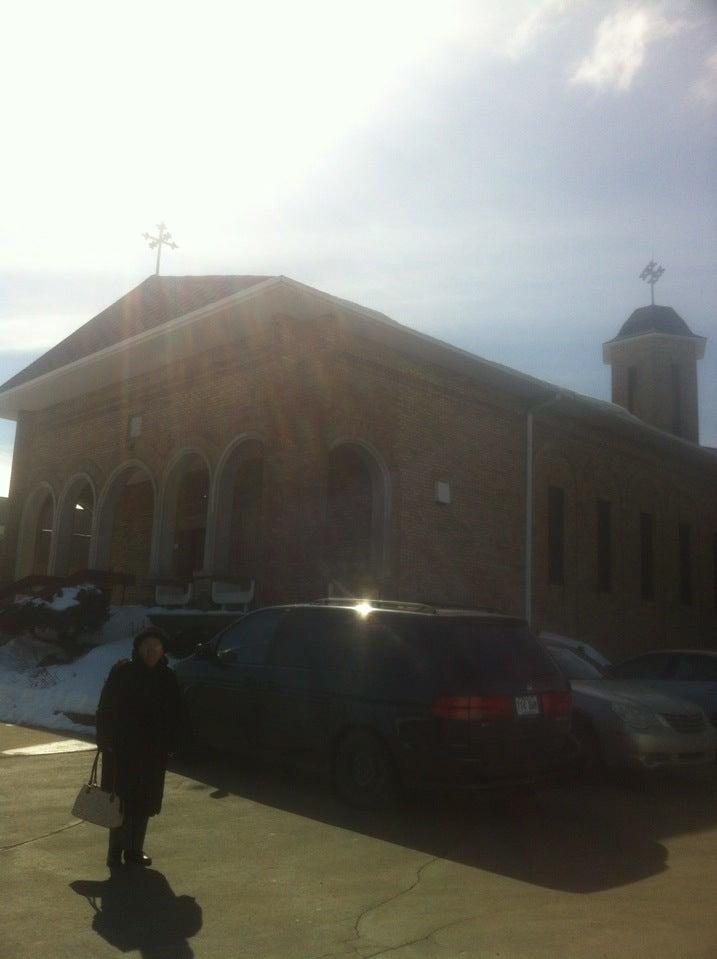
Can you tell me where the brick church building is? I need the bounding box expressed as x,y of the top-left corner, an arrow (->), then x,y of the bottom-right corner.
0,274 -> 714,657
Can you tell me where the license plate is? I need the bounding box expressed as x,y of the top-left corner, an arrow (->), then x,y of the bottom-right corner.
515,695 -> 540,716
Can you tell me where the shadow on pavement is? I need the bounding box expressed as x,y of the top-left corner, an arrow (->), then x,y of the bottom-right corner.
70,868 -> 202,959
173,750 -> 717,894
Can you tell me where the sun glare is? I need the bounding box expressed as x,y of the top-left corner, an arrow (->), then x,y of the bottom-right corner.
1,1 -> 467,273
0,448 -> 12,498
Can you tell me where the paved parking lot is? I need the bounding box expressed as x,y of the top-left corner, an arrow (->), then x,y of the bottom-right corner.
2,722 -> 717,959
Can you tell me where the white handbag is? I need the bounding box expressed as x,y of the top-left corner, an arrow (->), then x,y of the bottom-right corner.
71,751 -> 123,829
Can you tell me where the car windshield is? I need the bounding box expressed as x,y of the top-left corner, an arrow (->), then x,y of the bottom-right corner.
547,645 -> 604,680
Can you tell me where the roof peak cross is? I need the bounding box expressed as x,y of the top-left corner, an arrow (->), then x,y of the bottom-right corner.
142,222 -> 178,276
639,260 -> 665,307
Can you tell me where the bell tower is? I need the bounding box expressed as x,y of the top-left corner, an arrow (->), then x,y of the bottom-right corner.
603,286 -> 706,443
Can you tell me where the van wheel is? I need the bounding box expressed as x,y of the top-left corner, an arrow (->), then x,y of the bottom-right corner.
333,730 -> 400,808
573,719 -> 604,779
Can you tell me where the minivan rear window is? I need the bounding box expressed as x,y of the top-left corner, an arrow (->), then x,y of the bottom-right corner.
426,620 -> 561,688
270,608 -> 560,694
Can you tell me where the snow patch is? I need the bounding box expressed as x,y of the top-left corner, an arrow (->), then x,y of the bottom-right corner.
84,606 -> 151,646
0,635 -> 70,671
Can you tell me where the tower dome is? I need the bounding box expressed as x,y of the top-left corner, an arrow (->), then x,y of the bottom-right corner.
615,304 -> 695,340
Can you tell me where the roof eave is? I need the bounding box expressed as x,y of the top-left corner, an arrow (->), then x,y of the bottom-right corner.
0,276 -> 284,420
603,330 -> 707,363
555,391 -> 717,469
1,277 -> 713,473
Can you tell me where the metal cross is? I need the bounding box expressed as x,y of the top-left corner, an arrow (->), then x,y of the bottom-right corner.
142,222 -> 178,275
639,260 -> 665,306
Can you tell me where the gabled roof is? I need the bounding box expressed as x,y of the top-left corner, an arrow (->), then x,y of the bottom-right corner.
0,275 -> 273,392
0,275 -> 714,471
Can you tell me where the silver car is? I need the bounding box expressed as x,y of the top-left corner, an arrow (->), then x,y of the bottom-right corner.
545,644 -> 717,772
609,649 -> 717,730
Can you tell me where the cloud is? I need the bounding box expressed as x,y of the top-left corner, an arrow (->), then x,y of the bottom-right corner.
571,5 -> 684,92
693,48 -> 717,104
505,0 -> 576,59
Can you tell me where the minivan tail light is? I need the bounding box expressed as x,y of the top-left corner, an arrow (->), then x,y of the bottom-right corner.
540,691 -> 571,716
431,695 -> 514,721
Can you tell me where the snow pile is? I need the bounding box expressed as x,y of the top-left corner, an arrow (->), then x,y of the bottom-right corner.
17,584 -> 100,611
0,637 -> 133,733
0,606 -> 172,734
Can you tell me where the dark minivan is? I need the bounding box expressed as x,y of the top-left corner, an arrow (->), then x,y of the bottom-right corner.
174,600 -> 578,806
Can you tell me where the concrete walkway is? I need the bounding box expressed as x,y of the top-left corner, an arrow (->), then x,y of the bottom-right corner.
2,722 -> 717,958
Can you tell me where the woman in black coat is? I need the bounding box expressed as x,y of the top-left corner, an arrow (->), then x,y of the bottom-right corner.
96,627 -> 186,868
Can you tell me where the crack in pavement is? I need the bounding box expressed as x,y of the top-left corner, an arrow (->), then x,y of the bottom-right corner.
305,861 -> 441,959
309,856 -> 463,959
314,915 -> 469,959
326,855 -> 456,958
1,819 -> 84,851
360,917 -> 470,958
353,856 -> 439,942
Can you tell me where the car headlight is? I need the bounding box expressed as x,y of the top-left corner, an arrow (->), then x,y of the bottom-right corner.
610,702 -> 659,731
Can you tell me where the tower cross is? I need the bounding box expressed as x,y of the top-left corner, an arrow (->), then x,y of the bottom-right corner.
639,260 -> 665,306
142,222 -> 178,275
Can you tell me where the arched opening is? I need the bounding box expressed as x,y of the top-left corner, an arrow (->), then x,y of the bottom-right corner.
324,441 -> 389,596
53,477 -> 95,576
69,485 -> 94,572
109,468 -> 155,580
16,484 -> 56,579
210,438 -> 265,582
172,464 -> 210,581
94,464 -> 156,584
32,492 -> 54,575
157,452 -> 210,582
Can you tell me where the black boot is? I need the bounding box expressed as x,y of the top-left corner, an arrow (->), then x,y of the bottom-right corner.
124,851 -> 152,866
123,814 -> 151,866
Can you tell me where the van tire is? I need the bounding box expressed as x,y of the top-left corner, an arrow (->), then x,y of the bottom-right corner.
572,717 -> 604,779
333,729 -> 400,808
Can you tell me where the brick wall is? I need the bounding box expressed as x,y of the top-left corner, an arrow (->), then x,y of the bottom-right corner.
108,479 -> 154,579
4,303 -> 716,656
532,412 -> 717,657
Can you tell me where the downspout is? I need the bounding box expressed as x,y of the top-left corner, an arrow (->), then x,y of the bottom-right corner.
525,393 -> 561,629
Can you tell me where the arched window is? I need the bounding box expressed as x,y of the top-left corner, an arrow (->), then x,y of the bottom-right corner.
16,484 -> 56,578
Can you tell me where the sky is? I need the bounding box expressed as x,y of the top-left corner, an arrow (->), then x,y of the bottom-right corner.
0,0 -> 715,495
